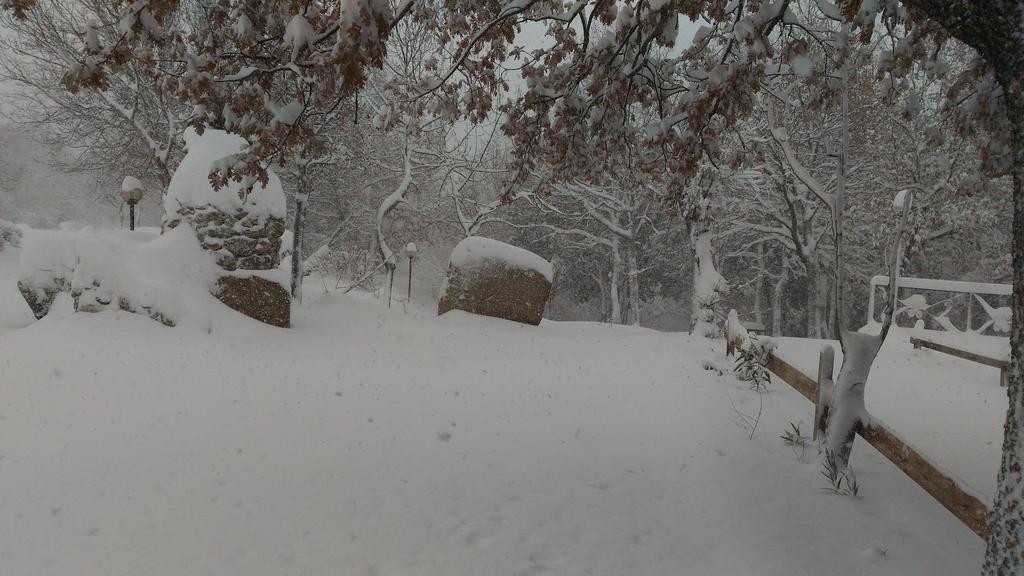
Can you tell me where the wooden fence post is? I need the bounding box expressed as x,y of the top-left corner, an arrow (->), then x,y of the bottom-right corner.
813,344 -> 835,440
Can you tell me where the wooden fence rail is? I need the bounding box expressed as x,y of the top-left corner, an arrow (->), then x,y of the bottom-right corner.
910,336 -> 1008,386
765,353 -> 992,539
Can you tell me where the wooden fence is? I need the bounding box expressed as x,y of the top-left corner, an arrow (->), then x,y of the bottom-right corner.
910,336 -> 1008,386
765,353 -> 992,539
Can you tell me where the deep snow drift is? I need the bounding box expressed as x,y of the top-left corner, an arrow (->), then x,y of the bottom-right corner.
0,243 -> 984,576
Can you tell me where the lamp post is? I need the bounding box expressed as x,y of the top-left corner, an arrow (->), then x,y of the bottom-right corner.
120,176 -> 144,230
404,242 -> 417,303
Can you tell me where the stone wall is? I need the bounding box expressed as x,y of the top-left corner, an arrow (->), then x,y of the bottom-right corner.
165,206 -> 286,272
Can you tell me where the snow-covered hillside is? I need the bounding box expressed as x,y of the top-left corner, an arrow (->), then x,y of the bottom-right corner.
0,245 -> 983,575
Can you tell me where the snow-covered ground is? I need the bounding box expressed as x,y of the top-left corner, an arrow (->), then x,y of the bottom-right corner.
775,330 -> 1007,503
0,242 -> 985,575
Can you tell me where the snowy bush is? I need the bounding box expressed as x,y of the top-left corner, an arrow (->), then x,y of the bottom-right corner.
821,449 -> 860,497
300,245 -> 380,293
733,333 -> 776,391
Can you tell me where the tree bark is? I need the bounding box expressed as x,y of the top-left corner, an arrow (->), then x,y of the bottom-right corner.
805,258 -> 819,338
690,204 -> 723,337
816,267 -> 830,338
772,275 -> 785,336
898,1 -> 1024,569
754,242 -> 765,328
290,193 -> 307,300
610,235 -> 622,324
592,273 -> 608,323
627,241 -> 641,327
982,63 -> 1024,576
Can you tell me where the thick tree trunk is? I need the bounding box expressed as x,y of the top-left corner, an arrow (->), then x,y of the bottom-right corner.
627,241 -> 641,327
290,193 -> 307,300
982,75 -> 1024,576
690,211 -> 724,337
824,330 -> 884,466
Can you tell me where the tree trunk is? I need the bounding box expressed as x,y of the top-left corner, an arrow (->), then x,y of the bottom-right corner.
754,242 -> 765,328
592,273 -> 608,323
772,274 -> 785,336
384,263 -> 396,307
823,182 -> 913,470
805,259 -> 819,338
824,330 -> 884,466
690,207 -> 724,337
610,235 -> 622,324
982,70 -> 1024,576
290,193 -> 307,300
627,240 -> 641,327
816,268 -> 830,339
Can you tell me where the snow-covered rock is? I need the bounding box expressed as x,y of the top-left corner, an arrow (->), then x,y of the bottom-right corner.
164,128 -> 287,272
15,225 -> 220,326
438,237 -> 553,325
448,236 -> 554,281
0,219 -> 23,251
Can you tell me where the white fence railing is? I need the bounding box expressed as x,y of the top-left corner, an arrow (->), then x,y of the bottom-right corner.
867,276 -> 1011,335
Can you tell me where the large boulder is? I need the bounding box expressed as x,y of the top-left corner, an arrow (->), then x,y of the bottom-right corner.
438,237 -> 553,326
215,276 -> 290,328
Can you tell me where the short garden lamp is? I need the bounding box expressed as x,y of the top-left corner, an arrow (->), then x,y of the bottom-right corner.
404,242 -> 418,302
120,176 -> 145,230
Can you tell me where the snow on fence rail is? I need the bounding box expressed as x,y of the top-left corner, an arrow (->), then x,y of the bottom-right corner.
867,275 -> 1011,335
764,351 -> 991,539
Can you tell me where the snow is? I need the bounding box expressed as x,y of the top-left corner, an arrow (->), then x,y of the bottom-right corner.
0,242 -> 987,575
790,53 -> 812,77
271,99 -> 304,126
727,308 -> 748,343
774,327 -> 1007,501
814,0 -> 843,20
14,225 -> 224,328
282,14 -> 316,61
120,175 -> 142,193
448,236 -> 554,282
892,189 -> 910,211
164,128 -> 286,221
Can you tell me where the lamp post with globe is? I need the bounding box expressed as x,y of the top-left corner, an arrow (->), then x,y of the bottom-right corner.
404,242 -> 417,303
120,176 -> 145,231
